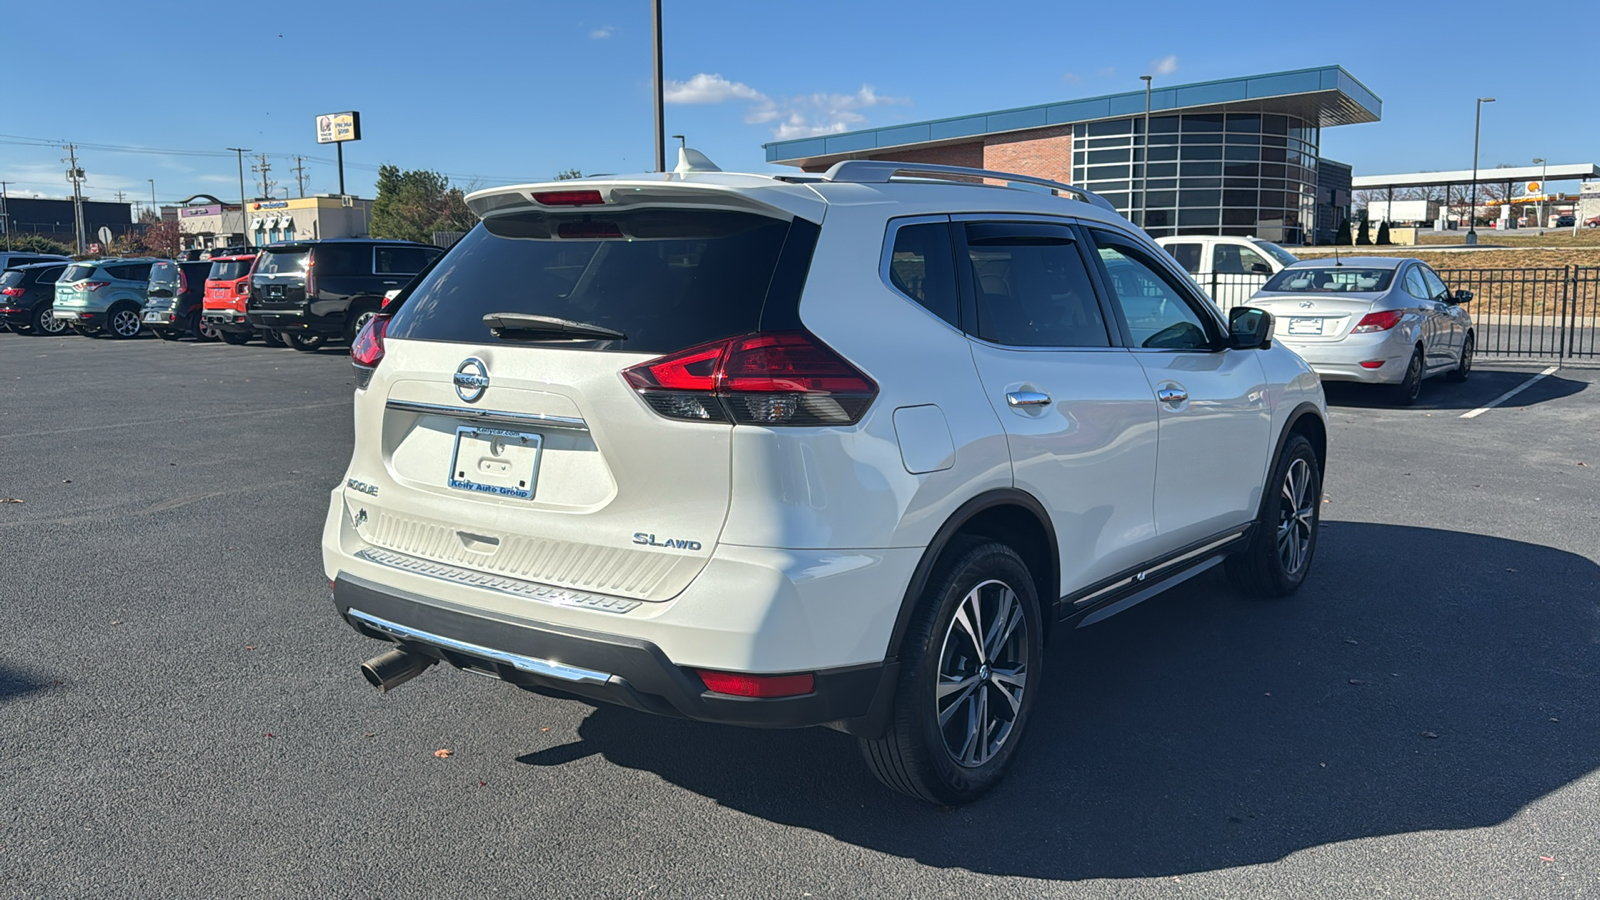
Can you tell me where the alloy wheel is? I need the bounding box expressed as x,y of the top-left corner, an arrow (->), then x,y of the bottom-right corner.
1277,458 -> 1316,576
38,309 -> 68,335
110,309 -> 142,338
936,579 -> 1029,768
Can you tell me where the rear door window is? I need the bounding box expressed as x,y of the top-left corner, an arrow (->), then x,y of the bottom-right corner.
38,266 -> 65,283
959,221 -> 1111,348
310,244 -> 366,275
374,246 -> 438,275
1163,242 -> 1203,274
109,263 -> 154,282
386,208 -> 810,354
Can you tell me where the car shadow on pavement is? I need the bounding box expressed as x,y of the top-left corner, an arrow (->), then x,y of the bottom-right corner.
1323,368 -> 1587,411
0,664 -> 54,704
517,522 -> 1599,881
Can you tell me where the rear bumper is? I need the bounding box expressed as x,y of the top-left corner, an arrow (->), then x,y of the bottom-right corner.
247,307 -> 344,336
203,309 -> 253,333
333,573 -> 896,734
1280,331 -> 1410,384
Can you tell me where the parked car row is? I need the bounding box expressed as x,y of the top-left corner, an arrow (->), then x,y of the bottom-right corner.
0,238 -> 443,350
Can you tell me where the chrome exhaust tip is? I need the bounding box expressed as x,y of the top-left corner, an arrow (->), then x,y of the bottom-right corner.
360,647 -> 436,693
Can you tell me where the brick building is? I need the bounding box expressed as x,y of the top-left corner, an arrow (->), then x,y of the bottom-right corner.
764,66 -> 1381,246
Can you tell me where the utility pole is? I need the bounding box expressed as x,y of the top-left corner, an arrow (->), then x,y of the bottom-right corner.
292,156 -> 308,198
652,0 -> 665,172
251,153 -> 274,200
148,179 -> 157,216
115,191 -> 126,203
227,147 -> 250,248
0,181 -> 11,251
63,144 -> 87,256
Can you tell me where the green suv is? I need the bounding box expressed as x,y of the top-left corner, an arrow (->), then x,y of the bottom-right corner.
53,258 -> 164,338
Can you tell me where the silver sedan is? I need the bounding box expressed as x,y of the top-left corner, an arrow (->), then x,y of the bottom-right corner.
1245,257 -> 1474,405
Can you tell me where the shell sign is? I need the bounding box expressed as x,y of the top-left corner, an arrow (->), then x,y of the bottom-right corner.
1526,181 -> 1542,194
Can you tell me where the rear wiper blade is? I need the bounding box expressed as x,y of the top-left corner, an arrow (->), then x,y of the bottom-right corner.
483,312 -> 626,341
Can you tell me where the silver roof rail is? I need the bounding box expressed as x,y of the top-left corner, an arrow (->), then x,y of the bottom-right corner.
822,160 -> 1118,212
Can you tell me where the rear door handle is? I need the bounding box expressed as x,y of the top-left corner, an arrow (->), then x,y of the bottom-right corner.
1006,390 -> 1052,408
1157,386 -> 1188,404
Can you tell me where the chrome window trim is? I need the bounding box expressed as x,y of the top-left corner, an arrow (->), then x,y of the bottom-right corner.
384,399 -> 589,433
347,606 -> 616,685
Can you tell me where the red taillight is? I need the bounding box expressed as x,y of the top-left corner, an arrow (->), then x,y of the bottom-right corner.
1352,310 -> 1404,333
533,189 -> 605,207
235,280 -> 248,294
81,281 -> 109,291
351,313 -> 390,370
179,270 -> 189,294
622,332 -> 877,426
695,670 -> 815,698
0,287 -> 22,297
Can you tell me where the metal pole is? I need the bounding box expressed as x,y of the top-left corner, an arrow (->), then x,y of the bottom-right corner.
1139,75 -> 1152,229
228,147 -> 250,249
652,0 -> 665,173
0,181 -> 10,251
148,179 -> 156,214
1537,157 -> 1547,229
1468,97 -> 1493,245
337,142 -> 345,196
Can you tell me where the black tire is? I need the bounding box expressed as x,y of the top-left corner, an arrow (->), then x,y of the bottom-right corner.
1389,345 -> 1424,406
262,329 -> 285,347
103,304 -> 144,339
283,332 -> 326,352
1446,333 -> 1473,383
32,305 -> 69,336
190,311 -> 220,342
859,537 -> 1043,805
72,324 -> 100,337
220,330 -> 252,345
1225,433 -> 1321,598
344,305 -> 379,345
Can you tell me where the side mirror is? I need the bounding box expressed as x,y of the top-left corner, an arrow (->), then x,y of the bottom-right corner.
1250,262 -> 1273,275
1229,306 -> 1273,350
1452,289 -> 1473,304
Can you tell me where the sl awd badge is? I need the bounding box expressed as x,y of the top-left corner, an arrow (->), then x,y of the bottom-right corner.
633,533 -> 703,551
454,357 -> 489,403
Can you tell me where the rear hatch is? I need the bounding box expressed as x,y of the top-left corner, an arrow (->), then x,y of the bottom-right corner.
1248,266 -> 1394,341
53,263 -> 101,309
352,198 -> 820,602
205,257 -> 254,311
146,261 -> 182,311
250,245 -> 309,308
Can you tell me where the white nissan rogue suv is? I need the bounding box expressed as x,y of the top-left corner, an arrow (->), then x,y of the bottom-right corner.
325,153 -> 1327,805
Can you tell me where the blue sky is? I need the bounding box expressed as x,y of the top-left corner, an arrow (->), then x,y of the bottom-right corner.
3,0 -> 1595,211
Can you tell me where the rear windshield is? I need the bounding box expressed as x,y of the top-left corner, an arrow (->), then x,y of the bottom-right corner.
63,264 -> 98,282
0,270 -> 23,287
386,209 -> 801,354
256,249 -> 308,276
209,260 -> 252,281
150,261 -> 179,282
1263,267 -> 1395,293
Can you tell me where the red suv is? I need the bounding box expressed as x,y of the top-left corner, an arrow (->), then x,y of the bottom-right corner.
202,254 -> 278,345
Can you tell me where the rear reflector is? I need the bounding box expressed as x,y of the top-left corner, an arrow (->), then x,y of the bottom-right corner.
1360,360 -> 1386,369
533,189 -> 605,207
695,670 -> 816,698
1352,310 -> 1404,333
622,331 -> 877,426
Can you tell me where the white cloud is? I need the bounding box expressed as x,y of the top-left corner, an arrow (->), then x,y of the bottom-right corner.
1062,72 -> 1082,84
1151,55 -> 1179,76
667,74 -> 909,139
664,73 -> 767,105
590,25 -> 614,39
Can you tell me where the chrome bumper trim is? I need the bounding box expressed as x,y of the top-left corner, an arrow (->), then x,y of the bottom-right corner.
384,399 -> 589,433
347,606 -> 614,685
352,547 -> 641,614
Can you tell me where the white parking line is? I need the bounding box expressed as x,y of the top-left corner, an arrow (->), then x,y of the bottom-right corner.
1460,365 -> 1560,419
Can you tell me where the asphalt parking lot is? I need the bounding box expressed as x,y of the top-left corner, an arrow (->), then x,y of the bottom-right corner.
3,332 -> 1597,899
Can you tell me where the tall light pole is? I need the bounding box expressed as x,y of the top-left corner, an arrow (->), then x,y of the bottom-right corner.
1139,75 -> 1152,230
1467,97 -> 1494,246
148,179 -> 157,216
1533,157 -> 1547,229
228,147 -> 250,249
652,0 -> 665,173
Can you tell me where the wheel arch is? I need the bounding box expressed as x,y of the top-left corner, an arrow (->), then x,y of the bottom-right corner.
884,489 -> 1059,661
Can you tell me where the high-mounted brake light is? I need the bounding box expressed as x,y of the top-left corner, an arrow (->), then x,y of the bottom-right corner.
350,314 -> 391,389
622,332 -> 877,426
533,189 -> 606,207
1352,310 -> 1404,333
695,669 -> 815,698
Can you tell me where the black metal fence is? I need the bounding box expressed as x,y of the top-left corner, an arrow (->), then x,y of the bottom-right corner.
1197,267 -> 1600,360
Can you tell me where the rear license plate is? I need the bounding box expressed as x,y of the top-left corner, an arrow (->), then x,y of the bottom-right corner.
448,426 -> 541,500
143,311 -> 166,323
53,311 -> 79,321
1288,317 -> 1323,335
268,285 -> 284,299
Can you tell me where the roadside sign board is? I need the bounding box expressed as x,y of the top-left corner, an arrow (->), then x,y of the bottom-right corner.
316,112 -> 362,144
